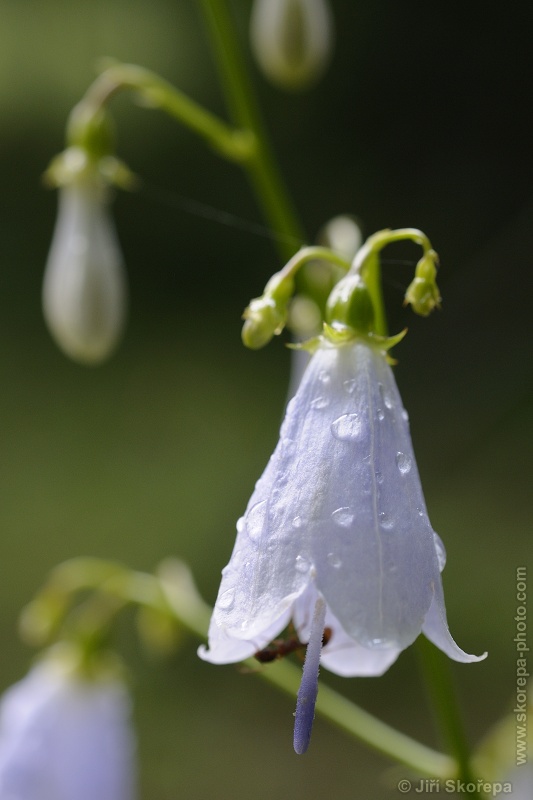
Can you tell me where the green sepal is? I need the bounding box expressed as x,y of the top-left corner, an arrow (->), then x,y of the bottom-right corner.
43,148 -> 137,191
290,325 -> 408,357
286,335 -> 322,354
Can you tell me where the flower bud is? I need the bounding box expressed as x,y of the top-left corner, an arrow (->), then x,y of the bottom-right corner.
404,250 -> 441,316
325,273 -> 375,335
42,178 -> 127,365
242,296 -> 286,349
250,0 -> 334,90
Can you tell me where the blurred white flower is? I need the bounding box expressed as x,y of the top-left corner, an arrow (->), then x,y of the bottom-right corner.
42,177 -> 127,365
199,339 -> 486,748
250,0 -> 334,90
0,659 -> 136,800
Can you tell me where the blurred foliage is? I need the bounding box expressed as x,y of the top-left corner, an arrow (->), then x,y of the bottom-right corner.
0,1 -> 531,798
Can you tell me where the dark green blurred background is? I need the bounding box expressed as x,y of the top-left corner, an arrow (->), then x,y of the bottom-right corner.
0,1 -> 531,797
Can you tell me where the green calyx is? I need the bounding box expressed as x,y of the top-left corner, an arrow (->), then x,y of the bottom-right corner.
44,101 -> 137,191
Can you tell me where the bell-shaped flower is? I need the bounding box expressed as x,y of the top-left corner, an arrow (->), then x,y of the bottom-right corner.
0,656 -> 136,800
42,174 -> 127,365
250,0 -> 334,90
199,337 -> 486,750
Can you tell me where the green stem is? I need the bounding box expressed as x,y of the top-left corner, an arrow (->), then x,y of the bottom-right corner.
416,639 -> 481,791
157,560 -> 455,777
198,0 -> 305,261
80,64 -> 253,163
27,557 -> 457,777
353,228 -> 435,337
275,245 -> 351,285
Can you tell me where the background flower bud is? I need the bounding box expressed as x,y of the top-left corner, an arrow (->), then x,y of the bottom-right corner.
250,0 -> 334,90
42,180 -> 127,365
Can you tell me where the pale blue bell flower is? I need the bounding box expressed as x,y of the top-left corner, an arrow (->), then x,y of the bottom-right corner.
199,339 -> 486,749
0,659 -> 137,800
42,177 -> 127,365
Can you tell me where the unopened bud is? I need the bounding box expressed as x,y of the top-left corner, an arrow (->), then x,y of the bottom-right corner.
405,250 -> 441,316
42,179 -> 127,365
325,273 -> 375,335
242,296 -> 286,349
250,0 -> 334,90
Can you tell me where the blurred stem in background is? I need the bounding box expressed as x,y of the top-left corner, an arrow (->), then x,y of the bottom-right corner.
198,0 -> 305,262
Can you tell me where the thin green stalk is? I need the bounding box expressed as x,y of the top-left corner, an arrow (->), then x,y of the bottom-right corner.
416,638 -> 481,792
198,0 -> 305,261
80,64 -> 252,163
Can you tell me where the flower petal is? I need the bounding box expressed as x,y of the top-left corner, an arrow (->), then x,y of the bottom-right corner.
275,342 -> 437,649
198,606 -> 292,664
422,577 -> 487,663
293,585 -> 401,676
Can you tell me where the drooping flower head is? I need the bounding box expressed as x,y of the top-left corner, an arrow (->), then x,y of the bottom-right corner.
200,231 -> 486,753
0,650 -> 137,800
42,104 -> 133,365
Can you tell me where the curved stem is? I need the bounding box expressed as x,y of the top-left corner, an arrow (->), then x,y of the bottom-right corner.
276,246 -> 351,285
80,64 -> 253,163
352,228 -> 435,337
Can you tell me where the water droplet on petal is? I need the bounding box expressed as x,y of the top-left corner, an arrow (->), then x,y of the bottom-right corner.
379,512 -> 394,530
416,506 -> 424,517
236,516 -> 245,533
246,500 -> 267,541
377,408 -> 385,421
327,552 -> 342,568
378,382 -> 394,410
218,588 -> 235,609
310,396 -> 329,410
401,409 -> 409,423
292,515 -> 305,529
369,637 -> 392,647
343,378 -> 356,394
331,413 -> 362,441
332,507 -> 354,527
396,452 -> 412,475
295,555 -> 310,573
318,370 -> 331,385
375,471 -> 384,484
